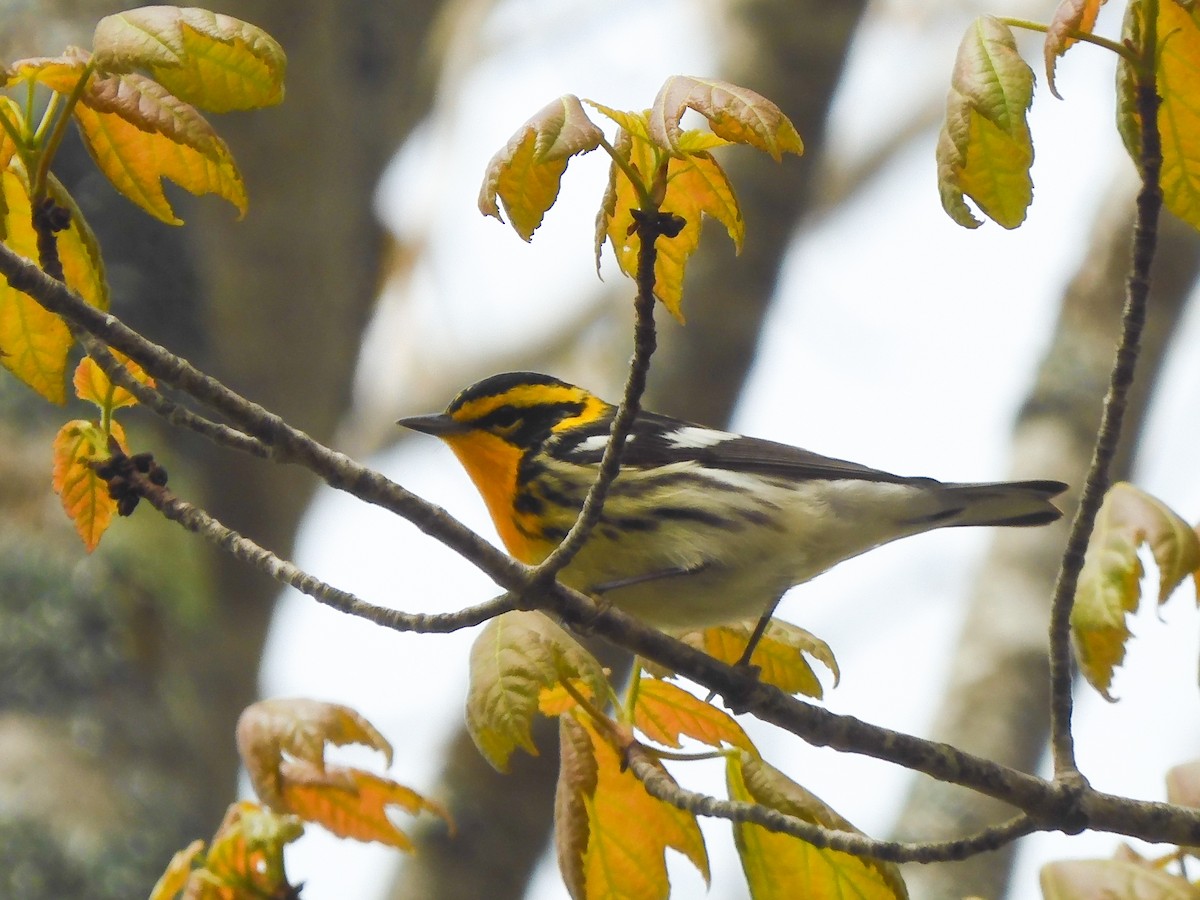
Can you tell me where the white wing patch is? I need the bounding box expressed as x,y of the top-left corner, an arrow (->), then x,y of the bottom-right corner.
665,426 -> 739,449
575,433 -> 611,453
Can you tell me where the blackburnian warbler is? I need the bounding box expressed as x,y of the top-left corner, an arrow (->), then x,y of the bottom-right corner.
400,372 -> 1066,649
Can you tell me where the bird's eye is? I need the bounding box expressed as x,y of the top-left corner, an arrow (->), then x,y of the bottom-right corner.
488,407 -> 523,431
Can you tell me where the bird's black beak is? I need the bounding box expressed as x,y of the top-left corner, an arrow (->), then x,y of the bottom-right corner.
397,413 -> 471,436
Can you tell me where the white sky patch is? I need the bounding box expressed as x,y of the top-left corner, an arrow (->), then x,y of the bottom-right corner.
666,425 -> 739,449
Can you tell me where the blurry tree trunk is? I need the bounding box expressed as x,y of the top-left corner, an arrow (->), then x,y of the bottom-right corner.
385,3 -> 867,898
0,2 -> 442,897
890,183 -> 1200,898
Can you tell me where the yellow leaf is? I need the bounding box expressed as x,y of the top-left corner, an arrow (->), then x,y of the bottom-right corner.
1118,1 -> 1200,229
0,169 -> 73,402
73,350 -> 153,412
45,174 -> 109,311
686,620 -> 839,698
2,53 -> 90,94
279,758 -> 451,851
51,418 -> 125,552
236,697 -> 393,811
648,76 -> 803,161
557,714 -> 709,900
466,610 -> 609,772
0,96 -> 18,175
479,94 -> 604,241
202,801 -> 302,897
632,677 -> 756,753
595,118 -> 742,321
1071,482 -> 1200,699
148,839 -> 204,900
727,752 -> 908,900
93,7 -> 286,112
937,17 -> 1035,229
1044,0 -> 1105,99
73,70 -> 246,224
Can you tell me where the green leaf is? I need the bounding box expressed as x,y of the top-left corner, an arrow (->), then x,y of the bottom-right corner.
1117,0 -> 1200,229
1071,482 -> 1200,700
936,16 -> 1035,229
465,610 -> 608,771
92,6 -> 286,112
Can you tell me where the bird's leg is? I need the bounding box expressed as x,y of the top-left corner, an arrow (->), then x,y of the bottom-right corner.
705,595 -> 785,705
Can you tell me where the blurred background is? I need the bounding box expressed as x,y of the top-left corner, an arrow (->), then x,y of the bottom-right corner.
2,1 -> 1199,898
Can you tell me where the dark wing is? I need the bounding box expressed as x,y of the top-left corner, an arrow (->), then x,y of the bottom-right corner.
553,410 -> 922,485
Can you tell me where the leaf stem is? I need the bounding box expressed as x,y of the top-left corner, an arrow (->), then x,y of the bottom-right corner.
595,132 -> 656,209
1000,17 -> 1138,63
31,63 -> 94,201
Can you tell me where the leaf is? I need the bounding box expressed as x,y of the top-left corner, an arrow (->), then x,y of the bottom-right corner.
479,94 -> 604,241
45,174 -> 109,311
148,839 -> 204,900
73,350 -> 153,413
202,801 -> 302,898
236,697 -> 393,810
93,7 -> 286,112
0,96 -> 19,175
1117,0 -> 1200,229
52,418 -> 125,552
466,610 -> 608,772
632,677 -> 756,753
556,713 -> 709,900
727,752 -> 908,900
1045,0 -> 1106,99
0,169 -> 73,402
1071,482 -> 1200,700
936,16 -> 1035,229
2,53 -> 90,94
1166,759 -> 1200,809
1039,858 -> 1195,899
73,69 -> 246,224
594,115 -> 742,321
684,620 -> 839,698
648,76 -> 803,161
279,758 -> 450,850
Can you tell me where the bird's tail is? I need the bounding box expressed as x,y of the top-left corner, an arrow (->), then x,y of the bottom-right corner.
912,479 -> 1068,529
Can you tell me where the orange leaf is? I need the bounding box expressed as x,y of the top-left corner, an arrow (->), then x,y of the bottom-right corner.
686,620 -> 839,698
148,839 -> 204,900
556,713 -> 709,899
1044,0 -> 1106,99
51,418 -> 125,551
279,758 -> 451,851
202,800 -> 302,898
479,94 -> 603,241
74,350 -> 154,412
74,69 -> 246,224
236,697 -> 392,811
648,76 -> 803,161
632,677 -> 756,753
92,7 -> 286,113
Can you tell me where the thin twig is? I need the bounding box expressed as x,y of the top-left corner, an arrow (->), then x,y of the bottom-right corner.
625,746 -> 1037,863
532,209 -> 674,581
75,329 -> 271,458
1045,5 -> 1162,783
126,468 -> 513,633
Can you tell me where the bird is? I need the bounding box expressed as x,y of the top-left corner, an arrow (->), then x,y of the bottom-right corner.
399,371 -> 1066,664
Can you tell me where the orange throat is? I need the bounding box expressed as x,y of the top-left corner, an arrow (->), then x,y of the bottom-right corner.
441,431 -> 548,564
